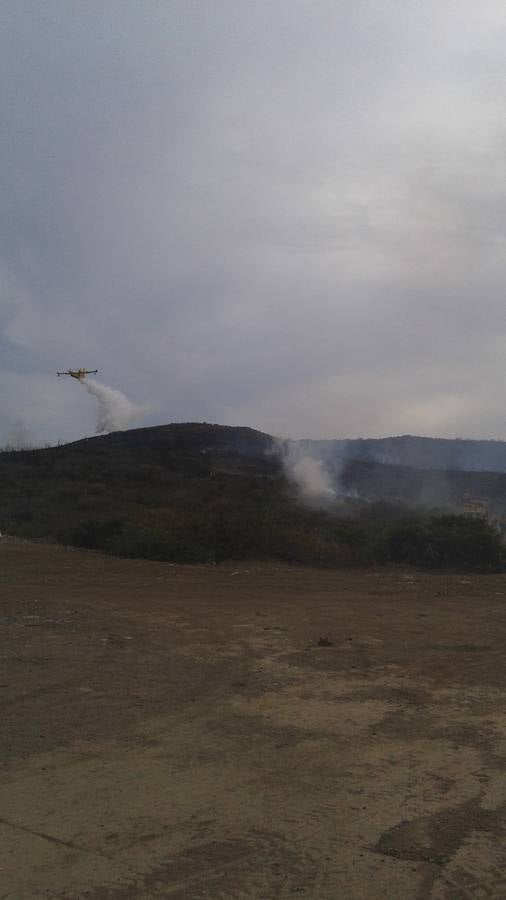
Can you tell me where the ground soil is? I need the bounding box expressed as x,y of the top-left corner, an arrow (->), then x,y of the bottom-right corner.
1,537 -> 506,899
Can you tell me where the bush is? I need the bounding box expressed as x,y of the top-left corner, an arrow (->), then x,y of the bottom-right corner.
380,514 -> 503,569
428,514 -> 503,569
70,518 -> 125,551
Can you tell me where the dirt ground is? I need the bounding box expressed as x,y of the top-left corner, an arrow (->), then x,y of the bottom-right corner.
1,538 -> 506,899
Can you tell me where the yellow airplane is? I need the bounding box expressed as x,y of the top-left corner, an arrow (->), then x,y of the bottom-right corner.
57,368 -> 98,380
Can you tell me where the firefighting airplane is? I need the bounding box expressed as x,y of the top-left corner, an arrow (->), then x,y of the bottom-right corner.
57,368 -> 98,380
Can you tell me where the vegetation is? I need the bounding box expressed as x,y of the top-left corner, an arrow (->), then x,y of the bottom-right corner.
0,424 -> 503,570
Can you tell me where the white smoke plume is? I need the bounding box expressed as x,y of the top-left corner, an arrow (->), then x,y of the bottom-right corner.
81,379 -> 146,433
279,440 -> 337,504
4,420 -> 33,450
290,456 -> 336,502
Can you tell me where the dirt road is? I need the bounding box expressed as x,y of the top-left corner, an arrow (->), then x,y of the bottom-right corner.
1,538 -> 506,898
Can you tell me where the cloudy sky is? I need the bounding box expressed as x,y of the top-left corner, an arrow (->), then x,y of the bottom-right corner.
2,1 -> 506,445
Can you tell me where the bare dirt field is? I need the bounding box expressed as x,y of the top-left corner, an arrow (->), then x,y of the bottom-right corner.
1,538 -> 506,899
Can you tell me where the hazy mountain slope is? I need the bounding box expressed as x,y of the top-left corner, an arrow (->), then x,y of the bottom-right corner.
1,423 -> 504,568
3,424 -> 506,526
291,435 -> 506,473
341,460 -> 506,515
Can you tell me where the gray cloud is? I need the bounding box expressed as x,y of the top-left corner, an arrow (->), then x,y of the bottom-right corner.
2,1 -> 506,445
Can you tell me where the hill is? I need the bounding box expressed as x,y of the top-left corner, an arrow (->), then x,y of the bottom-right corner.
0,423 -> 504,569
0,423 -> 283,558
289,434 -> 506,473
341,460 -> 506,516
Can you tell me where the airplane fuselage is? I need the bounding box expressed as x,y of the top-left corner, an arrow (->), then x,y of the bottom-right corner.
57,368 -> 98,380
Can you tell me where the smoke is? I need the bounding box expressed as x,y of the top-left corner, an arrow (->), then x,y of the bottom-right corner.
290,456 -> 336,502
1,420 -> 33,451
81,379 -> 147,433
279,440 -> 337,504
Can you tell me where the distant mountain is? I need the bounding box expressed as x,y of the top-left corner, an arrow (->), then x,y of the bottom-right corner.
288,435 -> 506,473
1,423 -> 504,567
340,459 -> 506,515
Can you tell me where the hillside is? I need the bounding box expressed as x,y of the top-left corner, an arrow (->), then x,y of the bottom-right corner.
0,423 -> 504,568
290,434 -> 506,473
341,460 -> 506,516
0,423 -> 284,558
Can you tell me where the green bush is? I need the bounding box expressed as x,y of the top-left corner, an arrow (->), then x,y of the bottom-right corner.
427,514 -> 503,568
70,518 -> 125,551
379,514 -> 502,569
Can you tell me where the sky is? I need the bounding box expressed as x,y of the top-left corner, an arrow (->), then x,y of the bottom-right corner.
2,0 -> 506,445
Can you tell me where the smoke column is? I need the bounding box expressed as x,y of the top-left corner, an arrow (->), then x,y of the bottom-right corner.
290,456 -> 336,502
5,420 -> 33,450
81,379 -> 146,433
279,440 -> 337,504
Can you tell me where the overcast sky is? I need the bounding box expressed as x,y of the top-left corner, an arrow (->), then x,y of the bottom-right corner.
2,1 -> 506,445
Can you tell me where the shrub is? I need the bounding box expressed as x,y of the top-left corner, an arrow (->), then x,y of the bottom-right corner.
70,518 -> 125,550
380,514 -> 503,569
